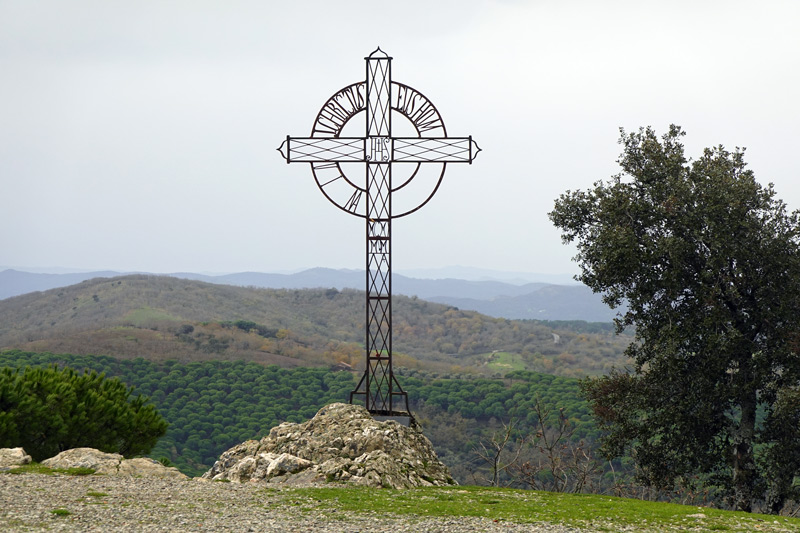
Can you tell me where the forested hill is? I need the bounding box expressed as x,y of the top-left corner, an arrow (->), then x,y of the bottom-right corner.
0,274 -> 631,378
0,268 -> 615,322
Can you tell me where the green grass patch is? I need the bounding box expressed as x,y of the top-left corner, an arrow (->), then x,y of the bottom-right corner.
5,462 -> 96,476
485,351 -> 527,374
122,307 -> 182,327
278,485 -> 800,532
50,508 -> 72,517
86,490 -> 108,498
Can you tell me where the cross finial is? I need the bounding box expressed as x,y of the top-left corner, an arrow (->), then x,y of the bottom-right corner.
368,47 -> 391,59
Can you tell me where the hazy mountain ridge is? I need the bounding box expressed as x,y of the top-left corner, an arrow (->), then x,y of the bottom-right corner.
0,268 -> 614,322
0,269 -> 121,300
429,285 -> 619,323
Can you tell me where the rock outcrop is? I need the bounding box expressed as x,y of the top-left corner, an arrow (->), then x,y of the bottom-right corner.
0,447 -> 32,469
41,448 -> 188,479
203,403 -> 456,488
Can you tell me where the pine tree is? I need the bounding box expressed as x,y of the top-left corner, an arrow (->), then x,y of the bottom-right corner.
0,365 -> 167,461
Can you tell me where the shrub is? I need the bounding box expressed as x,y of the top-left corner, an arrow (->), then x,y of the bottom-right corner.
0,365 -> 167,461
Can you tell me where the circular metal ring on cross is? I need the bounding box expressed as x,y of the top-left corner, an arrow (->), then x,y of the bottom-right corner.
278,49 -> 480,220
309,80 -> 445,219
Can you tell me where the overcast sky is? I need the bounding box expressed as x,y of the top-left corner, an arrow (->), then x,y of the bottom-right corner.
1,1 -> 798,278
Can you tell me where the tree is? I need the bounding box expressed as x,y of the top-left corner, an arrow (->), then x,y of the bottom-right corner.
549,125 -> 800,513
471,418 -> 524,487
0,365 -> 168,461
511,396 -> 599,494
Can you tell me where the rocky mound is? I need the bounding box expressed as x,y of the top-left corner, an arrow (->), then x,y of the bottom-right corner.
202,403 -> 456,488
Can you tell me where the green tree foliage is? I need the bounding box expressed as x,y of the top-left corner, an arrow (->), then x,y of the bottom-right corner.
220,319 -> 278,338
0,364 -> 167,461
550,125 -> 800,513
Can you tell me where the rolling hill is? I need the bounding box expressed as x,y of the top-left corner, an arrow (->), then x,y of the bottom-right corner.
0,267 -> 621,322
0,274 -> 631,378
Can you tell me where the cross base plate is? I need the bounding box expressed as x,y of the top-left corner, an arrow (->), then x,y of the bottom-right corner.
371,411 -> 415,427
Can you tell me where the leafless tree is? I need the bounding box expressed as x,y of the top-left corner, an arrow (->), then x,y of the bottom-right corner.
511,396 -> 600,493
472,418 -> 525,487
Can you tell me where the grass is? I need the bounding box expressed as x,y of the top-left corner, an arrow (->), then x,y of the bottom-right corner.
274,485 -> 800,532
5,466 -> 799,531
6,462 -> 96,476
484,351 -> 527,374
122,306 -> 183,327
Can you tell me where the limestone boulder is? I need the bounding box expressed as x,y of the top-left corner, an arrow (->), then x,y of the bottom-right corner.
117,457 -> 190,480
203,403 -> 456,488
0,447 -> 32,469
42,448 -> 188,479
42,448 -> 124,474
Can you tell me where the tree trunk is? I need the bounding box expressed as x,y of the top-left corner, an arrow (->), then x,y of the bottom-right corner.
732,387 -> 758,512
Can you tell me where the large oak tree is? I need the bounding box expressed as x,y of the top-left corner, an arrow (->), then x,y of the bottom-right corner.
550,125 -> 800,513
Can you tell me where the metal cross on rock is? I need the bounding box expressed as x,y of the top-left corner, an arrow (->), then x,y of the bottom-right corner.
278,48 -> 480,419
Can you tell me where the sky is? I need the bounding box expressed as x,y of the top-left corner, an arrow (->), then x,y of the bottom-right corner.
1,0 -> 798,278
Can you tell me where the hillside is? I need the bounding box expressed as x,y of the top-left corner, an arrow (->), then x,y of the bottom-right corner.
0,267 -> 620,322
0,274 -> 631,377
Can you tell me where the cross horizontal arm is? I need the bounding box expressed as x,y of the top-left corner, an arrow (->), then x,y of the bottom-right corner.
392,137 -> 481,163
278,136 -> 481,164
278,137 -> 365,163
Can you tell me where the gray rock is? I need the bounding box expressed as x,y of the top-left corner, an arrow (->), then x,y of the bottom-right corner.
42,447 -> 123,474
0,447 -> 32,468
42,448 -> 188,479
203,403 -> 456,488
117,457 -> 190,480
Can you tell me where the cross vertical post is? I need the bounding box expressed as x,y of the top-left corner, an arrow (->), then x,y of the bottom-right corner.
354,49 -> 409,415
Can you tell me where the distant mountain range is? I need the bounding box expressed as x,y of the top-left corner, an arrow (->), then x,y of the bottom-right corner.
0,267 -> 620,322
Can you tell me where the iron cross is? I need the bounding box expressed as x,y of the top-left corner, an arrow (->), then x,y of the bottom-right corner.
278,48 -> 479,418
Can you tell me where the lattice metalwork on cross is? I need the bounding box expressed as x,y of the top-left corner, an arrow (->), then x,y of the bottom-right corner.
278,48 -> 480,418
